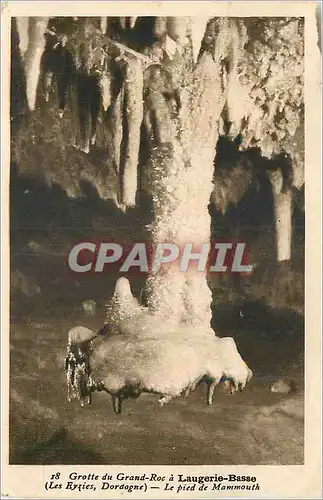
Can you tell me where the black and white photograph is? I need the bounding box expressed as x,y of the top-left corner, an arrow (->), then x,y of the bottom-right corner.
1,2 -> 322,498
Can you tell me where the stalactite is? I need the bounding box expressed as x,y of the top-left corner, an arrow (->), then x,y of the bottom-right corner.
113,86 -> 124,175
211,151 -> 254,214
13,16 -> 305,279
100,68 -> 112,112
119,56 -> 144,209
23,17 -> 49,111
43,71 -> 54,103
118,17 -> 138,30
16,17 -> 29,60
129,17 -> 137,29
210,17 -> 304,267
100,17 -> 107,34
119,17 -> 127,30
166,17 -> 190,46
226,18 -> 304,188
268,170 -> 292,262
143,65 -> 177,147
189,17 -> 210,63
154,17 -> 167,39
70,33 -> 110,152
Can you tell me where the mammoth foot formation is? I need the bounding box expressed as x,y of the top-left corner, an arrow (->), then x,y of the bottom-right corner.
65,278 -> 253,415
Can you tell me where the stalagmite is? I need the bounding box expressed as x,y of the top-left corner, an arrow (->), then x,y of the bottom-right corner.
268,170 -> 292,262
119,56 -> 144,209
105,277 -> 142,330
142,21 -> 228,326
178,49 -> 227,324
23,17 -> 49,111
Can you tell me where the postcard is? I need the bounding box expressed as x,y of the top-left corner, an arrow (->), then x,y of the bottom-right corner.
1,1 -> 322,498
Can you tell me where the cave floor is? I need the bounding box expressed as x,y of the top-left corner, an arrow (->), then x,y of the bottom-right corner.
9,259 -> 304,465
